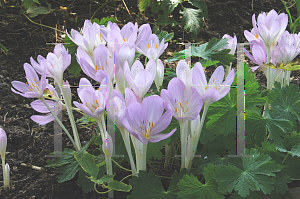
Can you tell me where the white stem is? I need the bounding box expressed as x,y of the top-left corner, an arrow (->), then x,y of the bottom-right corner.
179,119 -> 188,170
1,157 -> 5,187
105,156 -> 114,198
120,128 -> 137,176
58,83 -> 81,150
40,98 -> 77,149
187,104 -> 209,172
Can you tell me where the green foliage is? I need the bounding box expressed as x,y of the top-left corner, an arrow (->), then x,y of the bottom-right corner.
77,168 -> 96,193
177,164 -> 224,199
205,88 -> 237,135
26,4 -> 52,18
268,81 -> 300,129
128,169 -> 188,199
91,16 -> 117,26
21,0 -> 40,9
213,148 -> 282,198
139,0 -> 151,12
180,8 -> 204,39
167,38 -> 235,66
282,0 -> 300,33
0,43 -> 8,52
107,180 -> 132,192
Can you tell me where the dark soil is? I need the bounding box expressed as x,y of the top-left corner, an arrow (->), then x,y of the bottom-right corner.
0,0 -> 300,198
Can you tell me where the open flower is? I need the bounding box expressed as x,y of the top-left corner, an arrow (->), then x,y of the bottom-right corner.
136,34 -> 168,61
124,59 -> 156,101
119,95 -> 176,145
244,39 -> 267,73
192,63 -> 235,106
11,63 -> 48,99
73,78 -> 106,122
161,77 -> 202,122
30,44 -> 71,83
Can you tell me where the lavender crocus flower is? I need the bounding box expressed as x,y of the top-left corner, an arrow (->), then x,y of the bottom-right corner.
219,33 -> 237,55
0,128 -> 7,159
192,63 -> 235,106
244,39 -> 268,73
119,95 -> 177,145
252,9 -> 288,48
11,63 -> 48,99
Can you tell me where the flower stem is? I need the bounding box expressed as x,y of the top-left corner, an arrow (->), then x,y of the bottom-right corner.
282,153 -> 290,164
58,83 -> 81,150
111,158 -> 132,172
120,128 -> 137,176
1,157 -> 6,188
187,103 -> 209,173
179,119 -> 187,170
40,97 -> 76,148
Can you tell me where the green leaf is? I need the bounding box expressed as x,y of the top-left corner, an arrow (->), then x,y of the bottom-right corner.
22,0 -> 35,9
77,168 -> 95,193
188,0 -> 208,17
230,190 -> 262,199
213,148 -> 282,197
147,137 -> 171,162
177,164 -> 225,199
245,81 -> 266,113
180,8 -> 203,39
99,16 -> 117,26
138,0 -> 151,12
192,152 -> 243,176
157,31 -> 174,43
56,159 -> 80,183
206,88 -> 237,135
268,81 -> 300,123
245,109 -> 293,145
0,43 -> 8,52
199,59 -> 219,68
167,52 -> 185,63
128,169 -> 188,199
46,148 -> 74,167
108,180 -> 132,192
27,4 -> 52,18
89,174 -> 115,184
74,150 -> 105,177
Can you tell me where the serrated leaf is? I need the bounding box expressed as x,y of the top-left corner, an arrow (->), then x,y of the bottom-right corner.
245,109 -> 293,145
268,81 -> 300,123
245,81 -> 266,112
74,150 -> 105,178
138,0 -> 151,11
192,152 -> 243,176
188,0 -> 208,17
77,168 -> 95,193
180,8 -> 203,39
167,52 -> 185,63
157,31 -> 174,43
46,148 -> 74,167
213,148 -> 282,197
22,0 -> 35,9
230,190 -> 262,199
206,88 -> 237,135
200,59 -> 219,67
147,137 -> 171,162
108,180 -> 132,192
128,169 -> 188,199
56,160 -> 80,183
99,16 -> 117,26
177,164 -> 225,199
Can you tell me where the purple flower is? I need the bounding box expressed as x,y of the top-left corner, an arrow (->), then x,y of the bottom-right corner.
119,95 -> 176,145
0,128 -> 7,158
161,78 -> 202,122
11,63 -> 48,99
102,132 -> 113,157
136,34 -> 168,61
252,9 -> 288,48
30,44 -> 71,82
219,33 -> 237,55
192,63 -> 235,106
244,39 -> 267,72
124,59 -> 156,101
66,20 -> 107,55
73,78 -> 106,121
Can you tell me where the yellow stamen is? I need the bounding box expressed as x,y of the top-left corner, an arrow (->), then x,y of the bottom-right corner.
156,44 -> 158,49
34,79 -> 38,84
96,100 -> 99,105
123,36 -> 126,42
205,86 -> 208,90
175,107 -> 177,113
213,78 -> 216,83
148,43 -> 150,49
175,99 -> 177,103
256,34 -> 258,39
96,64 -> 98,71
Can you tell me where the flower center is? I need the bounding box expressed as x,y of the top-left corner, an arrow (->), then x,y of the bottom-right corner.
140,120 -> 153,139
174,98 -> 192,117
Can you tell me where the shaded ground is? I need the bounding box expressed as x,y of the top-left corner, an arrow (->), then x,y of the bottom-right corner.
0,0 -> 300,198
